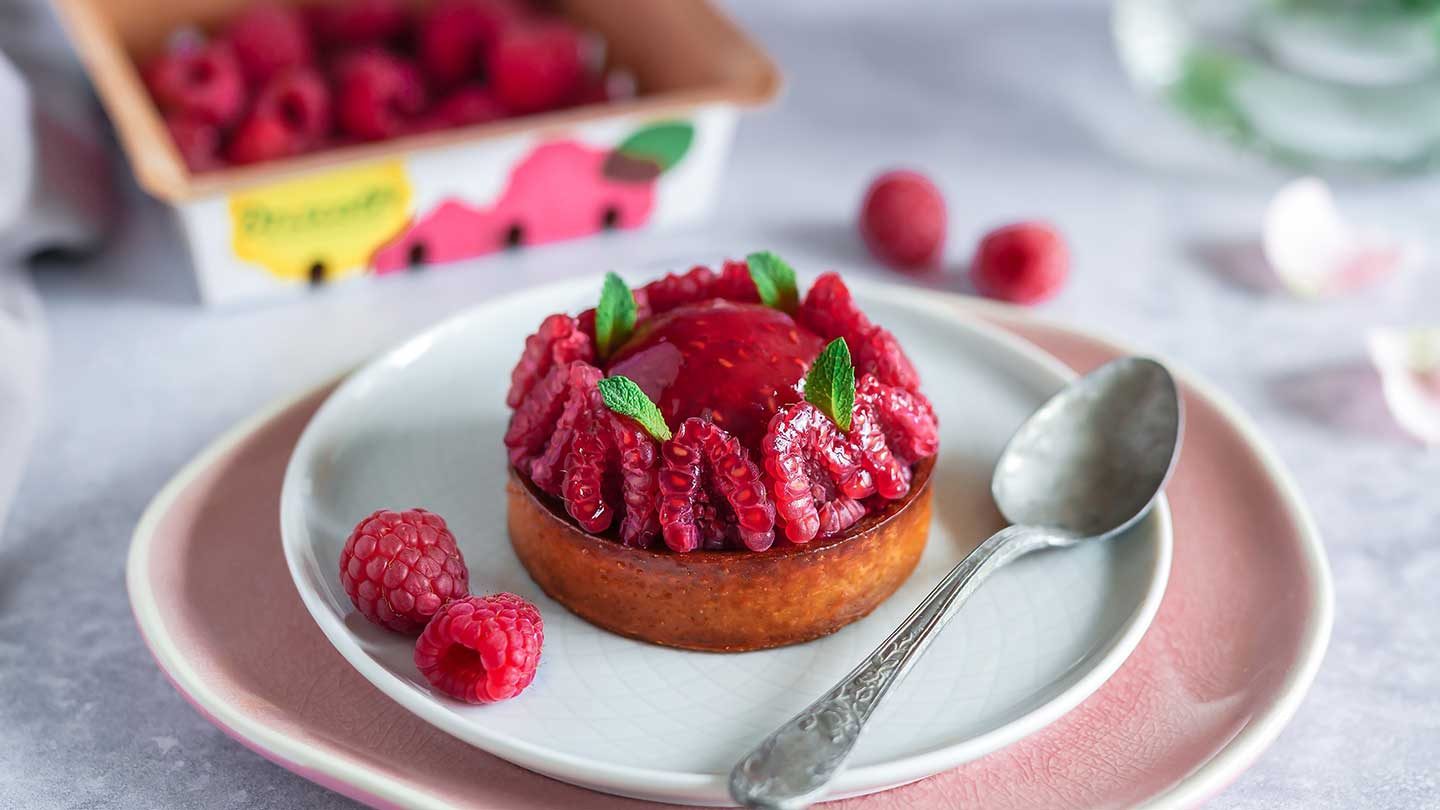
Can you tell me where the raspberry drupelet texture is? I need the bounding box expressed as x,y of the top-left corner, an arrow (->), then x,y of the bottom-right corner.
798,272 -> 921,392
609,413 -> 662,547
414,593 -> 543,703
507,313 -> 596,408
339,508 -> 469,633
857,374 -> 940,465
762,403 -> 876,543
657,418 -> 775,552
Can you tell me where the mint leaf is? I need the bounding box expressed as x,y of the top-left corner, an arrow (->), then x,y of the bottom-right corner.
595,272 -> 637,359
746,251 -> 799,312
598,376 -> 672,442
803,338 -> 855,432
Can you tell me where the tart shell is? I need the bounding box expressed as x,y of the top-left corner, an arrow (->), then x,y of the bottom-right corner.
507,456 -> 934,652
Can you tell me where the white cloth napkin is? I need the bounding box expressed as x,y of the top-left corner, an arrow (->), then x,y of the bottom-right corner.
0,2 -> 113,535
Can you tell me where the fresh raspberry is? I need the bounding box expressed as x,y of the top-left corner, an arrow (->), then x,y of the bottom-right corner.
528,363 -> 602,495
848,403 -> 910,500
797,272 -> 871,341
762,403 -> 877,543
418,0 -> 521,87
165,114 -> 222,171
639,265 -> 718,315
972,221 -> 1069,304
504,360 -> 599,470
506,313 -> 596,408
609,413 -> 661,547
858,169 -> 946,271
712,259 -> 761,304
658,418 -> 776,552
797,273 -> 921,391
225,113 -> 300,165
224,3 -> 314,85
427,85 -> 507,129
254,68 -> 332,149
561,407 -> 615,533
851,325 -> 921,391
143,41 -> 245,126
414,593 -> 542,703
856,374 -> 940,466
489,21 -> 585,114
334,50 -> 428,141
309,0 -> 410,47
339,509 -> 470,634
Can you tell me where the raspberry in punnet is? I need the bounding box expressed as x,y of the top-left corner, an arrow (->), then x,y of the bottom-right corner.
334,50 -> 428,141
339,508 -> 469,634
414,593 -> 543,703
225,113 -> 299,165
144,41 -> 246,126
489,21 -> 586,114
972,221 -> 1069,304
224,3 -> 313,85
164,114 -> 222,171
254,67 -> 332,149
858,169 -> 946,271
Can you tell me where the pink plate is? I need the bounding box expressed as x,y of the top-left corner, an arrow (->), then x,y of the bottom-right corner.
126,306 -> 1332,809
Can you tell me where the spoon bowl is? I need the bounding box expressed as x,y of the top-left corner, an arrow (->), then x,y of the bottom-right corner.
993,357 -> 1183,541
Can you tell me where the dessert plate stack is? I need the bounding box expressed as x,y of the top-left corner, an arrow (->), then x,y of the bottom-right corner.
129,278 -> 1332,809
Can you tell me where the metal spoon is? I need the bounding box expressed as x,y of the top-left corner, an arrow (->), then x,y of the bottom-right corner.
728,356 -> 1183,810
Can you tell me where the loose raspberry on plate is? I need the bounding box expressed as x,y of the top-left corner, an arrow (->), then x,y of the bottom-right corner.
414,593 -> 543,703
144,41 -> 246,126
339,509 -> 470,634
859,169 -> 946,271
224,3 -> 313,85
253,67 -> 332,149
657,418 -> 775,551
972,221 -> 1069,304
334,50 -> 428,141
489,21 -> 586,114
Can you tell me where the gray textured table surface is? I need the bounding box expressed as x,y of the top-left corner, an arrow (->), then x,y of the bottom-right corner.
2,0 -> 1438,807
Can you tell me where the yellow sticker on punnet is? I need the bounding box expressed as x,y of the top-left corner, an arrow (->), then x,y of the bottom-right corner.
229,161 -> 413,283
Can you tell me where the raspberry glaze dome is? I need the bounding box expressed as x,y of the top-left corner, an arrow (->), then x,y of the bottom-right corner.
504,258 -> 939,651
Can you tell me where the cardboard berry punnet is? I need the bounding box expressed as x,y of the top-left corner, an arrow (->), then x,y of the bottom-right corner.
54,0 -> 779,305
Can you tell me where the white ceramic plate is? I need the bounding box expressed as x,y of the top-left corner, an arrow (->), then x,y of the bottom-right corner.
280,276 -> 1172,805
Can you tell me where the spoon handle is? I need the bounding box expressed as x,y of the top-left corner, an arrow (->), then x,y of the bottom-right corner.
728,523 -> 1057,810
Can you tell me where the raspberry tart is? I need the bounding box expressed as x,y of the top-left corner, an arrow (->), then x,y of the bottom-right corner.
504,254 -> 939,651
